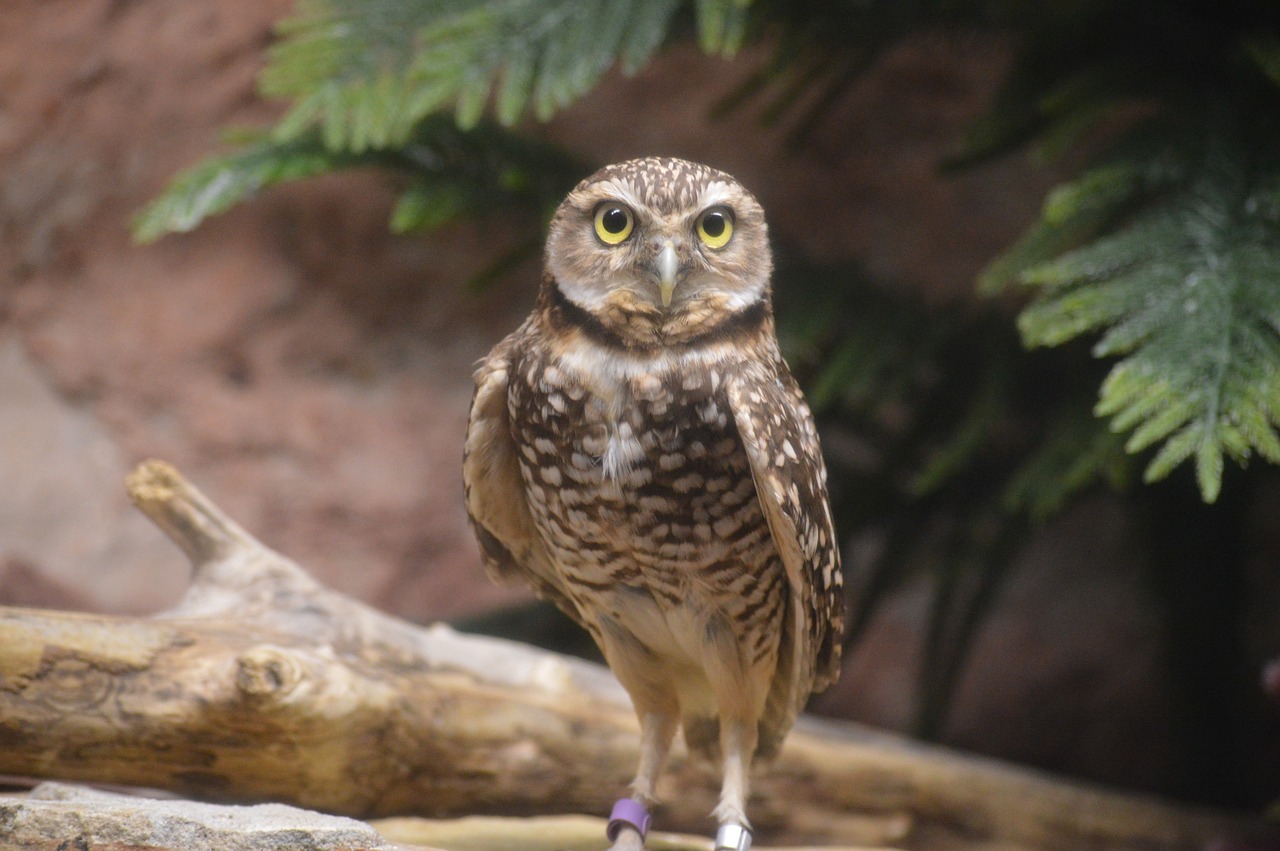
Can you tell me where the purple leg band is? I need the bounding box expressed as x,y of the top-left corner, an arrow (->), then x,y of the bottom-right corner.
607,798 -> 652,842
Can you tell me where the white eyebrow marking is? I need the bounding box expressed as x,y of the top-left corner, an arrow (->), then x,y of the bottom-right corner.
696,180 -> 735,211
595,178 -> 643,211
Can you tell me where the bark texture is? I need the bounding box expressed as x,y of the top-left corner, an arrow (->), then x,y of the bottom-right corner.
0,461 -> 1264,850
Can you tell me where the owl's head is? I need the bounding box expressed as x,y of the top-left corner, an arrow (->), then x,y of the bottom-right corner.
545,158 -> 771,331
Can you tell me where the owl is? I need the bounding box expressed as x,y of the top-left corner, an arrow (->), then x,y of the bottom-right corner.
463,157 -> 843,851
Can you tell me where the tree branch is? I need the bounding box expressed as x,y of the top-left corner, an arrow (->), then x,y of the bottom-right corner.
0,460 -> 1262,849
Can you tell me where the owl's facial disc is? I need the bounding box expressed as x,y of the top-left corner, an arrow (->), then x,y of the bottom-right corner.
545,158 -> 771,323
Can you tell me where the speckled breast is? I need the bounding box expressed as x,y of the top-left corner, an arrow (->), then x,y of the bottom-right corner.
507,346 -> 777,603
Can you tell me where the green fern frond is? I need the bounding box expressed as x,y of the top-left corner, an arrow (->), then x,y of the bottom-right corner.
383,116 -> 581,232
911,366 -> 1005,498
977,204 -> 1115,295
713,0 -> 944,145
390,181 -> 473,233
132,134 -> 362,243
697,0 -> 752,56
1015,140 -> 1280,502
262,0 -> 687,150
134,117 -> 579,242
980,155 -> 1180,294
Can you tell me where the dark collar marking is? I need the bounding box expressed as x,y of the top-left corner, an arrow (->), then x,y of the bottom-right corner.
544,279 -> 769,352
545,280 -> 629,349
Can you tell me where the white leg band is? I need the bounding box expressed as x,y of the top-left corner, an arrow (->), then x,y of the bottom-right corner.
714,823 -> 752,851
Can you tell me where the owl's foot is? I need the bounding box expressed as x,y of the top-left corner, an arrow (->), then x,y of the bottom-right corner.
606,798 -> 650,851
713,823 -> 752,851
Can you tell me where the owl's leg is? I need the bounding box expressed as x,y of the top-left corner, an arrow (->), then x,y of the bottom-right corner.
606,710 -> 677,851
711,717 -> 756,851
698,610 -> 764,851
631,710 -> 678,804
594,617 -> 680,851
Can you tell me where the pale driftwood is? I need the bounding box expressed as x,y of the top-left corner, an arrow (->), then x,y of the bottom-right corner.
0,460 -> 1263,850
371,814 -> 897,851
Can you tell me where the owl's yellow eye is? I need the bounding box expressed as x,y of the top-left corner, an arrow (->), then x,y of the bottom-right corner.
696,206 -> 734,249
593,203 -> 634,245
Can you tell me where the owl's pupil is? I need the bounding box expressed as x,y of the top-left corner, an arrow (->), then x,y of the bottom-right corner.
702,213 -> 726,238
601,208 -> 628,234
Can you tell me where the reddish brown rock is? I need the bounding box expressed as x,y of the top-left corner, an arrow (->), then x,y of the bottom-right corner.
0,0 -> 533,620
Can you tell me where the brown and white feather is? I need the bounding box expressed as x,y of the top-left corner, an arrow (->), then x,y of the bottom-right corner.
463,157 -> 843,773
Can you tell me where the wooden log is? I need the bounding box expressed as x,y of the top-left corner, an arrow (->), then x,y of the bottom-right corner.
370,813 -> 898,851
0,460 -> 1265,850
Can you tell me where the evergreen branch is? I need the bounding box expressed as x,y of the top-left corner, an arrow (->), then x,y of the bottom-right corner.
132,134 -> 365,243
1242,33 -> 1280,88
714,0 -> 948,142
977,202 -> 1118,296
910,364 -> 1005,498
133,117 -> 579,243
261,0 -> 691,150
697,0 -> 752,56
383,115 -> 582,231
1013,136 -> 1280,502
979,153 -> 1180,294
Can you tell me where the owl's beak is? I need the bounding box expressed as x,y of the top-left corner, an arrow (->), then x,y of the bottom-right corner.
656,241 -> 679,308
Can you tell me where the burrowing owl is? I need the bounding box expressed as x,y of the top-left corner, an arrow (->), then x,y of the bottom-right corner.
463,157 -> 843,851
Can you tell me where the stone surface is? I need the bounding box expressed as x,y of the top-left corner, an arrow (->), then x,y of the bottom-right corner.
0,0 -> 530,621
0,335 -> 185,612
0,782 -> 401,850
942,497 -> 1177,791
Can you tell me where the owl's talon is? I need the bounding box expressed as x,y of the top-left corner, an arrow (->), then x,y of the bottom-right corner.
714,823 -> 752,851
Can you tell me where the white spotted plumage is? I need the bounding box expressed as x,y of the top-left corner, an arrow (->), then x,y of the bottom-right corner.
463,157 -> 843,849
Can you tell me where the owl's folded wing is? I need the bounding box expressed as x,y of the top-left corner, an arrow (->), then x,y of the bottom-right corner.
726,363 -> 844,702
463,339 -> 584,627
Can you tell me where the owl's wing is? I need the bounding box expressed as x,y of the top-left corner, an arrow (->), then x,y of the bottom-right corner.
726,362 -> 844,706
463,334 -> 583,626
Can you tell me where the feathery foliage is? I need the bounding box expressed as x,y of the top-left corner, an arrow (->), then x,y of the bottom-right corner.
1014,132 -> 1280,502
713,0 -> 944,144
138,0 -> 1280,504
133,134 -> 362,243
262,0 -> 719,149
968,0 -> 1280,501
138,0 -> 745,234
775,255 -> 1133,733
135,116 -> 580,241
